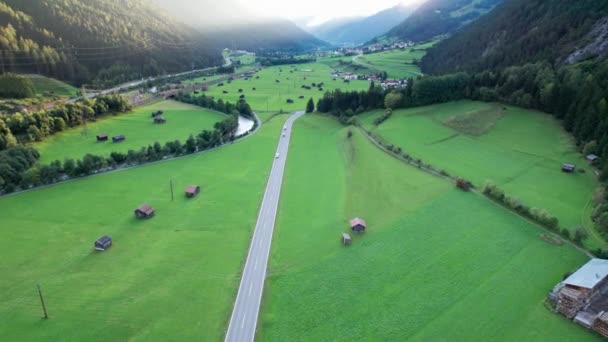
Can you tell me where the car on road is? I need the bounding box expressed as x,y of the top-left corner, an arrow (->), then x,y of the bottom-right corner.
276,153 -> 280,159
282,133 -> 286,137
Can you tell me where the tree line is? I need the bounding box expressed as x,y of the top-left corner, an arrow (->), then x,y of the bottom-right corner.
0,93 -> 255,194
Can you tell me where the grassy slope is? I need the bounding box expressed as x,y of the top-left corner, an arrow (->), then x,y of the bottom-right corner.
200,63 -> 369,113
35,100 -> 226,163
360,101 -> 601,248
258,114 -> 598,341
26,75 -> 79,97
0,114 -> 288,341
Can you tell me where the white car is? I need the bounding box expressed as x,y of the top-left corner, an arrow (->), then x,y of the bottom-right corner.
282,133 -> 286,137
275,153 -> 280,159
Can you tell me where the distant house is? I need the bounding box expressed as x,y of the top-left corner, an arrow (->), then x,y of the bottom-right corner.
94,235 -> 112,251
112,135 -> 126,143
134,204 -> 155,219
298,95 -> 305,99
562,163 -> 576,173
350,217 -> 366,233
343,73 -> 358,81
587,154 -> 600,164
342,233 -> 352,246
286,99 -> 294,103
185,185 -> 201,198
96,134 -> 108,142
154,116 -> 167,124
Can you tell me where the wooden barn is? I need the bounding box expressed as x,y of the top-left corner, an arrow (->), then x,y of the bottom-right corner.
154,116 -> 167,124
562,163 -> 576,173
342,233 -> 352,246
587,154 -> 600,164
112,135 -> 126,143
94,235 -> 112,251
96,134 -> 108,142
456,179 -> 472,191
350,217 -> 367,233
592,312 -> 608,337
134,204 -> 155,219
185,185 -> 201,198
286,99 -> 294,103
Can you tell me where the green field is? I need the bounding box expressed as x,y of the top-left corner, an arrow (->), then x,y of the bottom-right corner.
258,114 -> 599,341
26,75 -> 79,97
0,113 -> 289,341
35,100 -> 226,163
197,63 -> 370,113
360,101 -> 602,248
231,53 -> 256,65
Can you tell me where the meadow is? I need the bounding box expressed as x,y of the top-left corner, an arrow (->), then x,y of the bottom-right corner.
34,100 -> 226,163
26,75 -> 79,97
0,113 -> 289,341
258,114 -> 599,341
359,101 -> 602,248
198,62 -> 370,113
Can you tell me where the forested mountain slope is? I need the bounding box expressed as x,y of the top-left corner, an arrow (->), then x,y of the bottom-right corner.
0,0 -> 222,87
420,0 -> 608,74
311,5 -> 415,46
380,0 -> 502,43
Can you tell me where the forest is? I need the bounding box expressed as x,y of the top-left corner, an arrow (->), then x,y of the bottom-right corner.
0,0 -> 223,87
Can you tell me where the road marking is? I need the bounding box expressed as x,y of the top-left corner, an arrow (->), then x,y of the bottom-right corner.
249,283 -> 254,296
241,315 -> 246,329
254,258 -> 258,271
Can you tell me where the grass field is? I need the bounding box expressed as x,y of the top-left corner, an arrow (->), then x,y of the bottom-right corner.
359,101 -> 602,248
0,113 -> 289,341
26,75 -> 79,97
319,41 -> 436,79
35,100 -> 226,163
197,62 -> 370,113
258,114 -> 599,341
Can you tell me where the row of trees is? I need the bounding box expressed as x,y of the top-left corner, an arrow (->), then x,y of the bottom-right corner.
175,92 -> 253,119
0,111 -> 239,194
0,94 -> 131,150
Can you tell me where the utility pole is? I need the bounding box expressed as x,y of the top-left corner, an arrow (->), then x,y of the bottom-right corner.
170,179 -> 174,201
36,284 -> 48,319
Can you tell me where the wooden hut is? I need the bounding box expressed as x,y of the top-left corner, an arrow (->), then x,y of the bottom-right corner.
154,116 -> 167,124
286,99 -> 294,103
562,163 -> 576,173
94,235 -> 112,251
456,179 -> 472,191
134,204 -> 155,219
350,217 -> 367,233
96,134 -> 108,142
342,233 -> 352,246
185,185 -> 201,198
112,135 -> 126,143
587,154 -> 600,164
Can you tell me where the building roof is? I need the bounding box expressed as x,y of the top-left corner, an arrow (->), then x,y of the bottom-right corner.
185,186 -> 200,194
342,233 -> 351,240
350,217 -> 366,228
564,258 -> 608,290
96,235 -> 112,244
136,204 -> 154,215
562,163 -> 576,169
587,154 -> 600,161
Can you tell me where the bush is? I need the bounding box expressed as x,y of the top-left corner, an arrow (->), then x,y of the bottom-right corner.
0,74 -> 35,99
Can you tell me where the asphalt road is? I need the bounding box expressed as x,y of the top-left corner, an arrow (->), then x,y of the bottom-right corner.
225,111 -> 305,342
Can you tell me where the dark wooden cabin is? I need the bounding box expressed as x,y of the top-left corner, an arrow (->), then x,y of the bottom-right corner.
342,233 -> 352,246
96,134 -> 108,142
562,163 -> 576,173
94,235 -> 112,251
350,217 -> 367,233
112,135 -> 126,143
185,185 -> 201,198
154,116 -> 167,124
134,204 -> 155,219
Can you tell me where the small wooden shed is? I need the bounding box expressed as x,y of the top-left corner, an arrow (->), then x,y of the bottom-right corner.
286,99 -> 294,103
185,185 -> 201,198
154,116 -> 167,124
151,110 -> 163,118
587,154 -> 600,164
94,235 -> 112,251
112,135 -> 126,143
134,204 -> 155,219
562,163 -> 576,173
96,134 -> 108,142
342,233 -> 352,246
350,217 -> 367,233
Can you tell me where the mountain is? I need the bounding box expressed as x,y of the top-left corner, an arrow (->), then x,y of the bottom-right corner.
206,19 -> 331,53
380,0 -> 503,43
0,0 -> 222,87
153,0 -> 330,52
310,5 -> 416,46
420,0 -> 608,74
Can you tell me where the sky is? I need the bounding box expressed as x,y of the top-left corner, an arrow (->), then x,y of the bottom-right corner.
238,0 -> 423,26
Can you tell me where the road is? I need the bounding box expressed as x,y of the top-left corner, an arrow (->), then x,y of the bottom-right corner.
225,111 -> 305,342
